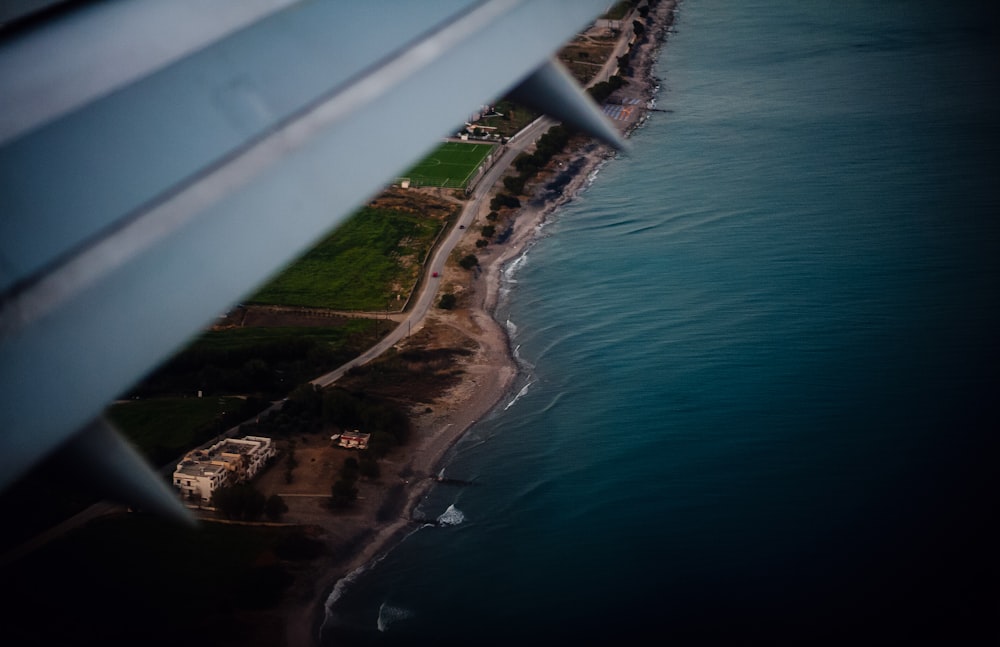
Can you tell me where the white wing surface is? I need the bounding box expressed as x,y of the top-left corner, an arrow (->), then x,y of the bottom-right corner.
0,0 -> 619,519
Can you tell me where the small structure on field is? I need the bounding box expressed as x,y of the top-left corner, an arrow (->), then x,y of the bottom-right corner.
331,430 -> 371,450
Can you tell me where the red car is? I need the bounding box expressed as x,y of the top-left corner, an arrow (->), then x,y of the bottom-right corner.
432,272 -> 439,278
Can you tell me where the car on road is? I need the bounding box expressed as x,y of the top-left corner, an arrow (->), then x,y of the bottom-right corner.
432,272 -> 439,277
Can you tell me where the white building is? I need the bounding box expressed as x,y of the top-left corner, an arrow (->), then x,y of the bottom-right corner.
173,435 -> 276,502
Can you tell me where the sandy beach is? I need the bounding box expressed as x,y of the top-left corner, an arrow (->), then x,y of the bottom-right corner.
270,3 -> 679,645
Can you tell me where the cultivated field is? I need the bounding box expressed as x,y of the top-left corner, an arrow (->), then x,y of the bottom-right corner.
250,206 -> 444,310
109,396 -> 247,460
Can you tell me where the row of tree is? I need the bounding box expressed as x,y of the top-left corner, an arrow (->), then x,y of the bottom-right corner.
244,383 -> 411,457
211,483 -> 288,521
329,455 -> 379,508
135,336 -> 351,399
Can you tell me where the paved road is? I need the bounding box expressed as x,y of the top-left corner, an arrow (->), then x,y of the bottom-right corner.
311,117 -> 554,388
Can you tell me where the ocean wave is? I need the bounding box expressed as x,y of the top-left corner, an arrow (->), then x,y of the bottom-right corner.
505,318 -> 517,338
377,602 -> 414,632
324,562 -> 370,612
437,504 -> 465,526
323,523 -> 427,618
585,158 -> 608,188
535,389 -> 566,416
504,380 -> 534,410
502,248 -> 529,282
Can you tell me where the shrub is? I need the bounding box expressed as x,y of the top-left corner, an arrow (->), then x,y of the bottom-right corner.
211,483 -> 266,521
503,175 -> 526,195
438,293 -> 457,310
330,479 -> 358,508
489,193 -> 520,211
359,456 -> 381,479
264,494 -> 289,521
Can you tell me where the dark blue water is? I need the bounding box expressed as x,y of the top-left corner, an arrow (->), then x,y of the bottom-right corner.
323,2 -> 1000,644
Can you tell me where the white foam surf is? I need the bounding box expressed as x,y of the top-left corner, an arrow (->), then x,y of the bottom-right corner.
436,504 -> 465,526
377,601 -> 414,632
504,380 -> 533,410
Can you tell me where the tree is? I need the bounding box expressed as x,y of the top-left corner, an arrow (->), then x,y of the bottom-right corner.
212,483 -> 266,521
341,457 -> 360,482
359,456 -> 380,479
503,175 -> 526,195
323,388 -> 360,428
438,293 -> 457,310
490,193 -> 520,211
288,383 -> 323,415
367,431 -> 397,458
283,438 -> 298,483
264,494 -> 288,521
330,479 -> 358,508
459,254 -> 479,270
514,153 -> 541,175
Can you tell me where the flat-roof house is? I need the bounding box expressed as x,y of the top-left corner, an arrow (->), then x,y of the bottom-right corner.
337,430 -> 371,450
173,435 -> 276,502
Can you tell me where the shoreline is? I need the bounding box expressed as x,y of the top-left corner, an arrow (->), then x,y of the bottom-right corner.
300,3 -> 678,644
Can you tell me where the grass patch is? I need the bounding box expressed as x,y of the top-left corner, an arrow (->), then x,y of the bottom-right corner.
251,207 -> 442,310
135,322 -> 380,401
189,323 -> 372,351
602,0 -> 635,20
107,396 -> 248,459
403,141 -> 495,189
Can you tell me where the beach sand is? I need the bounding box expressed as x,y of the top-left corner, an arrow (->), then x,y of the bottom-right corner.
274,3 -> 679,644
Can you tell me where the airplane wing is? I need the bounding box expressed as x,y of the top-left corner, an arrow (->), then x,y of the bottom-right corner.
0,0 -> 622,521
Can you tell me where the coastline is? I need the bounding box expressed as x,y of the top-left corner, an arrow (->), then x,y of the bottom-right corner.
296,3 -> 678,645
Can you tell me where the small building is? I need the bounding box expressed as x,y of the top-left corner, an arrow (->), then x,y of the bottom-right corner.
336,430 -> 371,450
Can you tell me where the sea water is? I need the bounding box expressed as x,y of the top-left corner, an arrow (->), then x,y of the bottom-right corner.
323,1 -> 999,644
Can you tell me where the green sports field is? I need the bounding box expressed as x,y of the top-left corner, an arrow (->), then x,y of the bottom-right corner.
402,141 -> 495,189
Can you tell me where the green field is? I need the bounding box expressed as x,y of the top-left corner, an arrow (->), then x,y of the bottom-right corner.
402,141 -> 495,189
108,396 -> 248,460
188,324 -> 371,352
251,206 -> 444,310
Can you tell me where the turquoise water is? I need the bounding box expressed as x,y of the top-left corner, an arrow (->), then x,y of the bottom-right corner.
324,2 -> 999,644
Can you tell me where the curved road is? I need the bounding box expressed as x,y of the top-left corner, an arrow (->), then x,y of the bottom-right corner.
311,117 -> 554,388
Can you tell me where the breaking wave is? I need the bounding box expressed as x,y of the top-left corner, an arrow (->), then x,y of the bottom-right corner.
324,563 -> 369,611
436,504 -> 465,526
377,602 -> 414,632
505,317 -> 517,338
502,249 -> 529,283
504,380 -> 533,410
